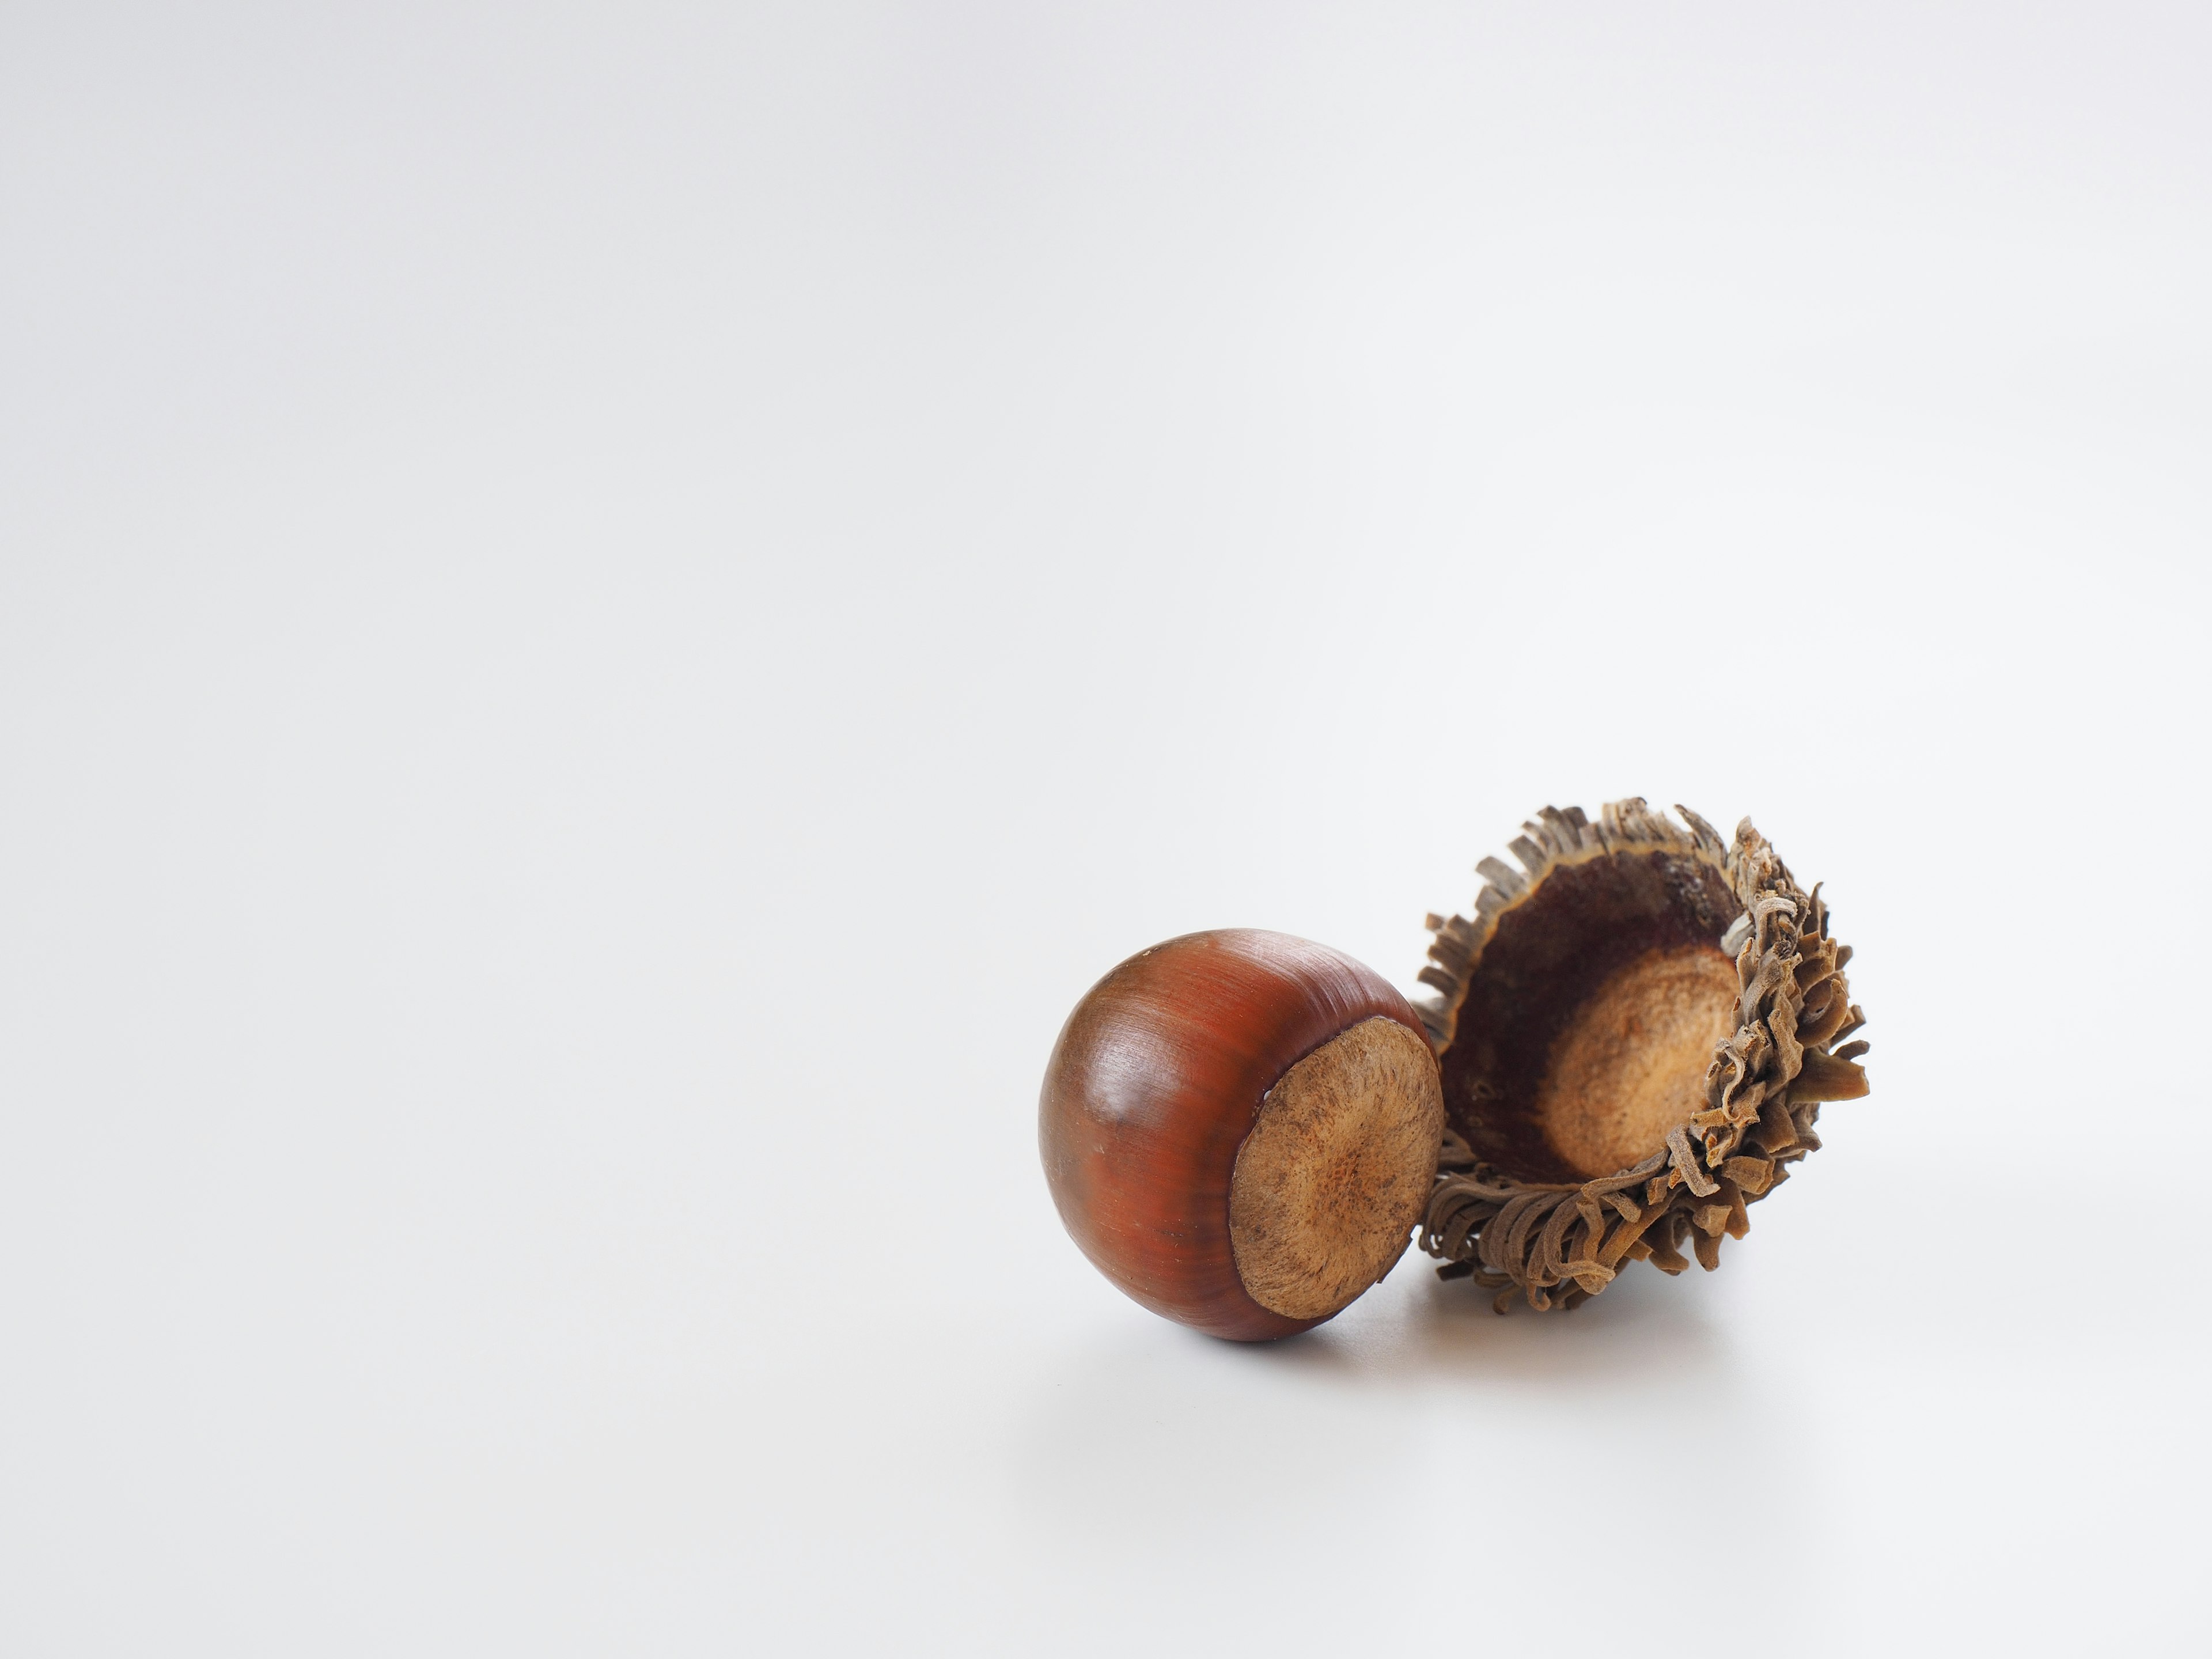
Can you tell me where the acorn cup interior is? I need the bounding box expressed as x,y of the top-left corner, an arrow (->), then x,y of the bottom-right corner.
1438,847 -> 1740,1185
1415,800 -> 1870,1313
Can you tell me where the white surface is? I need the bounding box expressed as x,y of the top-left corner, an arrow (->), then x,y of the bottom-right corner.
2,5 -> 2206,1654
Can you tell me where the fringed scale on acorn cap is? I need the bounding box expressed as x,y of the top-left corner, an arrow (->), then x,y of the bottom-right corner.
1414,800 -> 1869,1313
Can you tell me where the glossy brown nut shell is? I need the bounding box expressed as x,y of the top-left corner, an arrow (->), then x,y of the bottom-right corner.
1039,928 -> 1434,1341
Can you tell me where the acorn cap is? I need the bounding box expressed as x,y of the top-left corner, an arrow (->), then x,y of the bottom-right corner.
1414,800 -> 1869,1313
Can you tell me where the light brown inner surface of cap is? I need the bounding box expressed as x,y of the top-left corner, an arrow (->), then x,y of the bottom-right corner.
1536,943 -> 1740,1180
1228,1016 -> 1445,1323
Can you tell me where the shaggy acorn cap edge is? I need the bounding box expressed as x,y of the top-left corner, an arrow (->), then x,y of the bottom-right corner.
1413,799 -> 1870,1313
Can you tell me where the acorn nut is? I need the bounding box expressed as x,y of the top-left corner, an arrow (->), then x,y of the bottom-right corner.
1039,928 -> 1444,1341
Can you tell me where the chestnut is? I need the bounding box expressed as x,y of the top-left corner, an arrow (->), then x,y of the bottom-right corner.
1039,929 -> 1444,1341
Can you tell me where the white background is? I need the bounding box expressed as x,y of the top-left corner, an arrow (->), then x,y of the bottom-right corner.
2,4 -> 2206,1653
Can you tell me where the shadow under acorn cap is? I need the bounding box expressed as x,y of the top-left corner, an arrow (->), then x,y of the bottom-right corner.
1414,799 -> 1870,1314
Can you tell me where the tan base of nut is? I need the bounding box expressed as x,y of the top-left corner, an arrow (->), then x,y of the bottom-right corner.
1536,944 -> 1741,1180
1228,1016 -> 1445,1321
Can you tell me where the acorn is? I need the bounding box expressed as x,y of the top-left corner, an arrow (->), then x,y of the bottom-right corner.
1040,929 -> 1445,1341
1414,799 -> 1871,1312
